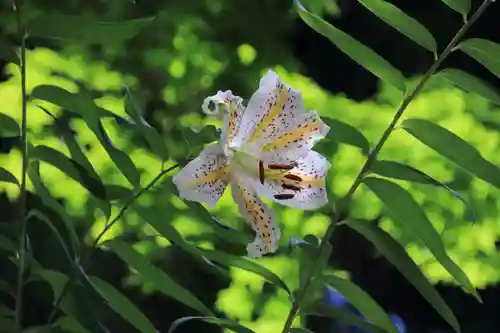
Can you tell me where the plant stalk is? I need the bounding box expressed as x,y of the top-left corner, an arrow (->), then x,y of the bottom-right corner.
281,1 -> 495,331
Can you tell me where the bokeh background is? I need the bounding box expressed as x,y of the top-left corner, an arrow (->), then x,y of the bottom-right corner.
1,0 -> 500,332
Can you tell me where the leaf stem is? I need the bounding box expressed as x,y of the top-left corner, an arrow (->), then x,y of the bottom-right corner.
46,164 -> 179,324
13,0 -> 28,331
281,1 -> 495,331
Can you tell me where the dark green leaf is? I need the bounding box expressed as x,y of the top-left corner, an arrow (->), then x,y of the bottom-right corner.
27,163 -> 80,257
321,274 -> 398,333
0,235 -> 16,252
358,0 -> 437,53
308,303 -> 389,333
35,269 -> 70,303
55,316 -> 92,333
31,145 -> 107,199
124,87 -> 168,161
0,36 -> 19,65
323,117 -> 370,154
344,219 -> 460,332
88,276 -> 157,333
371,160 -> 474,222
289,329 -> 315,333
26,15 -> 154,43
458,38 -> 500,79
436,68 -> 500,105
0,113 -> 19,137
0,167 -> 19,186
440,0 -> 470,16
295,0 -> 406,91
403,118 -> 500,190
105,185 -> 134,201
168,316 -> 255,333
199,249 -> 292,298
363,177 -> 479,300
105,239 -> 214,316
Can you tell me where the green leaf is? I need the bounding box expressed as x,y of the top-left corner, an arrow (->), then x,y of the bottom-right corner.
27,162 -> 80,257
124,87 -> 168,161
322,117 -> 370,154
403,118 -> 500,190
458,38 -> 500,79
295,0 -> 406,92
199,249 -> 292,298
321,274 -> 398,333
105,185 -> 134,201
435,68 -> 500,105
168,316 -> 255,333
0,36 -> 19,65
0,167 -> 19,186
88,276 -> 157,333
105,239 -> 214,316
26,15 -> 154,43
363,177 -> 479,300
344,219 -> 460,332
55,316 -> 92,333
0,234 -> 16,252
0,113 -> 20,137
371,160 -> 474,221
440,0 -> 470,16
289,329 -> 314,333
308,303 -> 389,333
358,0 -> 437,53
31,145 -> 107,199
35,268 -> 70,303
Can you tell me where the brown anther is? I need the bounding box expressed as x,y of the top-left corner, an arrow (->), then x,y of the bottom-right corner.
282,183 -> 302,191
259,160 -> 265,185
268,161 -> 298,170
284,174 -> 302,182
274,193 -> 295,200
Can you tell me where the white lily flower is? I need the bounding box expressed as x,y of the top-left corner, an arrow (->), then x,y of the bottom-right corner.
173,70 -> 331,258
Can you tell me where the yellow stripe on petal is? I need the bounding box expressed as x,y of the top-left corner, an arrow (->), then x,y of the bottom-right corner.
262,119 -> 323,151
248,84 -> 288,144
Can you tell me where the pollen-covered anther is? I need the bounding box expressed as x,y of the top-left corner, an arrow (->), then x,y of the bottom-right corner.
282,183 -> 302,191
284,174 -> 302,182
267,161 -> 298,170
274,193 -> 295,200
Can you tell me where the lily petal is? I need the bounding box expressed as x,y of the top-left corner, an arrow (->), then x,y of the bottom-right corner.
231,178 -> 281,258
256,150 -> 329,210
202,90 -> 245,149
172,143 -> 229,207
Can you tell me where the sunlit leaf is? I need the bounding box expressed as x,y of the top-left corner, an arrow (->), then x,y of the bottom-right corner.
295,0 -> 406,91
124,87 -> 168,161
436,68 -> 500,105
88,276 -> 157,333
323,117 -> 370,154
344,219 -> 460,332
371,160 -> 474,221
27,162 -> 80,257
0,36 -> 19,65
105,239 -> 214,316
31,145 -> 107,199
0,113 -> 20,137
199,249 -> 292,297
168,316 -> 255,333
358,0 -> 437,53
458,38 -> 500,79
403,118 -> 500,190
363,177 -> 479,300
26,15 -> 154,43
0,167 -> 19,187
307,303 -> 389,333
321,274 -> 398,333
440,0 -> 470,16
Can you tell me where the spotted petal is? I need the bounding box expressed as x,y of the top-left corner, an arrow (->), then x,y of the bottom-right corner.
256,150 -> 329,210
172,143 -> 229,207
202,90 -> 245,148
231,177 -> 281,258
234,69 -> 329,163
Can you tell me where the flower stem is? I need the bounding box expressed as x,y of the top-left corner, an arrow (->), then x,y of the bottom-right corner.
13,0 -> 28,331
46,164 -> 179,324
281,1 -> 495,331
